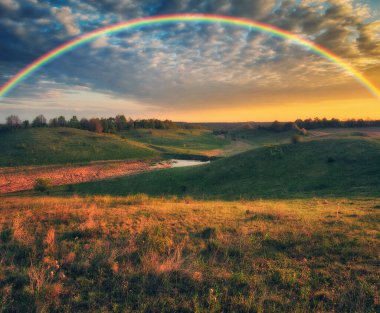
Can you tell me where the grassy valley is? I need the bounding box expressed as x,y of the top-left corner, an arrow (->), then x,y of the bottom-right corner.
0,127 -> 231,167
1,123 -> 379,312
63,138 -> 380,199
121,128 -> 230,156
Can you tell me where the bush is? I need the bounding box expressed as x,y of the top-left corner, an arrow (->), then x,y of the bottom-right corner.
291,135 -> 302,144
34,178 -> 52,192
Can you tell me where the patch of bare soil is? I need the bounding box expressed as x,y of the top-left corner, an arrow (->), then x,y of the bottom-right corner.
0,160 -> 171,193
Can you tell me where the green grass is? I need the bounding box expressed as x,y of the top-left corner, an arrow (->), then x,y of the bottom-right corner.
67,139 -> 380,199
120,129 -> 230,155
0,196 -> 378,312
0,128 -> 158,166
231,129 -> 296,147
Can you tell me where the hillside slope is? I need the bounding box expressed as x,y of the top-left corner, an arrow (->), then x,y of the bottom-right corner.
71,139 -> 380,198
120,128 -> 230,155
0,128 -> 158,166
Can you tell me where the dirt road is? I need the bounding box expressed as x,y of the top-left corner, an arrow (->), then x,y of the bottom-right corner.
0,160 -> 171,193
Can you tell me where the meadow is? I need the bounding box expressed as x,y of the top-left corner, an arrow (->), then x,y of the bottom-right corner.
0,196 -> 378,312
0,126 -> 379,312
120,129 -> 230,156
0,128 -> 158,167
0,128 -> 229,167
60,139 -> 380,199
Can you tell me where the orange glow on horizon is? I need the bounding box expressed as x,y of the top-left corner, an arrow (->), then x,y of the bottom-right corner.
158,98 -> 380,122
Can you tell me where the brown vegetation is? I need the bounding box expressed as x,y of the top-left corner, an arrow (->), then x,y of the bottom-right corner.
0,160 -> 170,193
0,196 -> 378,312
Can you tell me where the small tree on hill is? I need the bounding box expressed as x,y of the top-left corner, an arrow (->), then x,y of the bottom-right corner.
80,118 -> 90,130
89,118 -> 103,133
69,115 -> 80,128
115,115 -> 127,131
6,115 -> 21,128
57,116 -> 66,127
49,117 -> 59,127
32,115 -> 47,127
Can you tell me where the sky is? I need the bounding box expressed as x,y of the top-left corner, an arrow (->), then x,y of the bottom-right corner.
0,0 -> 379,122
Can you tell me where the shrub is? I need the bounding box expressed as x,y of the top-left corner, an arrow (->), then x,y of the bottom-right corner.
291,134 -> 302,144
34,178 -> 52,192
199,227 -> 217,239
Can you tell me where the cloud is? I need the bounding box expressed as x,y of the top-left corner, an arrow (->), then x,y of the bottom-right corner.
0,0 -> 19,10
91,36 -> 109,48
0,0 -> 379,118
51,6 -> 81,36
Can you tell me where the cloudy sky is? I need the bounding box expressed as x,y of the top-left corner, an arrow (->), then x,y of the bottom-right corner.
0,0 -> 379,122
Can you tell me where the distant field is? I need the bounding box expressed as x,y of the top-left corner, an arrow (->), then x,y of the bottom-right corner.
120,128 -> 230,155
230,127 -> 380,148
0,196 -> 378,312
307,127 -> 380,140
65,139 -> 380,199
231,129 -> 296,147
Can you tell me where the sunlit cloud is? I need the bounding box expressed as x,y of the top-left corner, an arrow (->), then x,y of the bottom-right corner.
0,0 -> 379,121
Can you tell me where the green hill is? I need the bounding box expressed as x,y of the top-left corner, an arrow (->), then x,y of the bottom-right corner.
0,128 -> 158,166
70,139 -> 380,199
120,128 -> 230,155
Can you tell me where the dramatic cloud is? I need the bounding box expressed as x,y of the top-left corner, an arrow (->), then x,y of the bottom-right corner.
0,0 -> 379,120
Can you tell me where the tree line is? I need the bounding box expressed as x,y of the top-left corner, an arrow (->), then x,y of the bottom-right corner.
261,118 -> 380,132
1,114 -> 180,133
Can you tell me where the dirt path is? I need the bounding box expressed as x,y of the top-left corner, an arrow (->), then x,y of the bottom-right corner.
0,160 -> 171,194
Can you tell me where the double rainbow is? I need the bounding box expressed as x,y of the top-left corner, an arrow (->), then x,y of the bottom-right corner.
0,13 -> 379,99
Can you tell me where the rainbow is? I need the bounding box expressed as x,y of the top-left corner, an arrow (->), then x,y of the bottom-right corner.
1,13 -> 379,99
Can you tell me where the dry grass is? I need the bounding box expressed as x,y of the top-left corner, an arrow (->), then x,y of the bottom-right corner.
0,195 -> 379,312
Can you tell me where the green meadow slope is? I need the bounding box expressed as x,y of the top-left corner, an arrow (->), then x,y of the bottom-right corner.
0,128 -> 158,166
70,139 -> 380,199
0,128 -> 231,167
120,128 -> 230,155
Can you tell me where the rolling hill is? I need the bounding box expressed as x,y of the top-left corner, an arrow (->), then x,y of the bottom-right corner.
120,128 -> 230,155
0,128 -> 158,166
69,138 -> 380,199
0,127 -> 232,167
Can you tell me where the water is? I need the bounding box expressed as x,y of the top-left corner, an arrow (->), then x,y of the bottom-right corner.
170,159 -> 210,168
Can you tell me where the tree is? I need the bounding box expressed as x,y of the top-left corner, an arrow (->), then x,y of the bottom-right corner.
22,120 -> 29,128
101,117 -> 116,133
49,117 -> 59,127
32,115 -> 47,127
57,116 -> 66,127
6,115 -> 21,128
270,120 -> 282,132
69,116 -> 80,128
80,118 -> 90,130
115,115 -> 127,131
89,118 -> 103,133
127,117 -> 134,129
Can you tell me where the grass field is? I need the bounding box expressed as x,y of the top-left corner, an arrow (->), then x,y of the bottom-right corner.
230,129 -> 296,147
64,139 -> 380,199
0,128 -> 159,167
120,129 -> 230,156
0,196 -> 378,312
0,128 -> 230,167
1,127 -> 379,312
